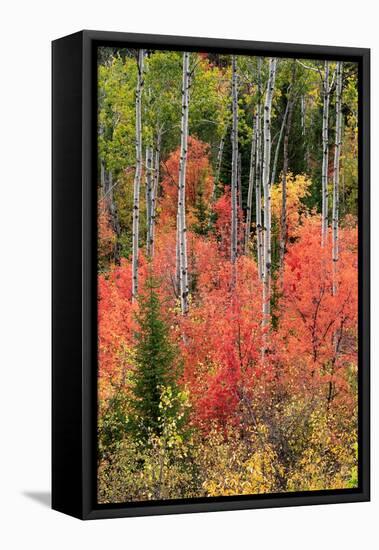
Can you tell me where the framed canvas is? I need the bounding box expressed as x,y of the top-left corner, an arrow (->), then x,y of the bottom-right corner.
52,30 -> 370,520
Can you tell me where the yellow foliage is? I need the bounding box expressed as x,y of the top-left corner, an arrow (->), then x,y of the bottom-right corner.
271,173 -> 311,238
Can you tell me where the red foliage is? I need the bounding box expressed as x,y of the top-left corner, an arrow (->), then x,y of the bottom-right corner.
159,136 -> 214,227
98,146 -> 358,430
98,200 -> 116,264
213,186 -> 245,258
273,217 -> 358,403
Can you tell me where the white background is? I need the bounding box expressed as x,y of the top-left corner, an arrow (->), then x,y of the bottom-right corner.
0,1 -> 376,548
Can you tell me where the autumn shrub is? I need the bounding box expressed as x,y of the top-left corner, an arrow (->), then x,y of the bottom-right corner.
98,386 -> 196,503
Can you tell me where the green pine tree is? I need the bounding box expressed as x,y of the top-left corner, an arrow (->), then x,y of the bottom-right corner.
129,276 -> 183,443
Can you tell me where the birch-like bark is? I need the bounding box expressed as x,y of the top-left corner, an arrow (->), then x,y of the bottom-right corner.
230,55 -> 239,287
321,61 -> 330,247
262,58 -> 277,337
255,58 -> 264,280
270,99 -> 290,186
301,95 -> 305,136
332,61 -> 343,295
145,146 -> 153,257
177,52 -> 190,314
244,116 -> 257,254
237,152 -> 242,209
107,171 -> 116,229
100,160 -> 106,197
150,131 -> 161,258
132,49 -> 144,300
175,213 -> 180,298
212,132 -> 225,202
279,99 -> 294,271
99,123 -> 106,196
103,170 -> 121,263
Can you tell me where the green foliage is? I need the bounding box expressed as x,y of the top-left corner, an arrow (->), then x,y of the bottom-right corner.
192,182 -> 211,236
128,276 -> 184,442
97,50 -> 360,503
98,387 -> 194,503
98,55 -> 136,175
98,391 -> 129,463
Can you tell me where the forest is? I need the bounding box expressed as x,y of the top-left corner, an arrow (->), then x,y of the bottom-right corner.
97,47 -> 359,503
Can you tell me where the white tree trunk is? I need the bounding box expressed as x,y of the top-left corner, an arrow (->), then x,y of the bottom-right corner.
175,212 -> 180,297
104,170 -> 120,262
244,115 -> 257,254
212,132 -> 225,202
150,131 -> 161,258
332,61 -> 343,295
321,61 -> 330,247
237,152 -> 242,209
230,55 -> 239,287
255,58 -> 264,280
270,99 -> 290,186
301,95 -> 305,136
177,52 -> 191,314
262,58 -> 277,340
145,145 -> 153,257
279,99 -> 294,271
132,49 -> 144,300
100,160 -> 106,197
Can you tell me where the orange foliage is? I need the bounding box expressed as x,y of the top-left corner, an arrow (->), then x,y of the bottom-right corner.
159,136 -> 214,227
273,217 -> 358,404
98,188 -> 358,430
213,186 -> 245,258
98,200 -> 116,266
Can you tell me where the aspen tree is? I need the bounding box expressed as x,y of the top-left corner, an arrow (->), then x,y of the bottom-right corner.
149,131 -> 161,258
177,52 -> 191,314
255,58 -> 264,280
244,115 -> 257,254
100,160 -> 106,196
145,146 -> 153,257
262,58 -> 277,337
278,63 -> 296,272
270,99 -> 290,187
132,49 -> 144,300
279,99 -> 294,271
230,55 -> 239,287
301,95 -> 305,136
211,132 -> 225,202
103,170 -> 121,263
237,152 -> 242,209
321,61 -> 330,247
332,61 -> 343,295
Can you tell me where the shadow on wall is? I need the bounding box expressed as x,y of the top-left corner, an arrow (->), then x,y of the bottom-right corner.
22,491 -> 51,508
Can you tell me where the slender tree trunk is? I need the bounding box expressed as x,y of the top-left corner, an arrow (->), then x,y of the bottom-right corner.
270,99 -> 290,186
132,49 -> 144,300
150,131 -> 161,258
212,132 -> 225,202
107,171 -> 116,230
244,116 -> 257,254
99,123 -> 106,196
255,58 -> 264,280
177,52 -> 191,314
175,213 -> 180,297
332,61 -> 343,295
262,58 -> 277,346
321,61 -> 330,247
279,99 -> 294,271
100,160 -> 106,197
301,95 -> 305,136
230,55 -> 239,288
237,152 -> 242,209
145,146 -> 153,257
104,170 -> 121,263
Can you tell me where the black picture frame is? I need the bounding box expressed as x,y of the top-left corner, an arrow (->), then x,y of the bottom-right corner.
52,30 -> 370,520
